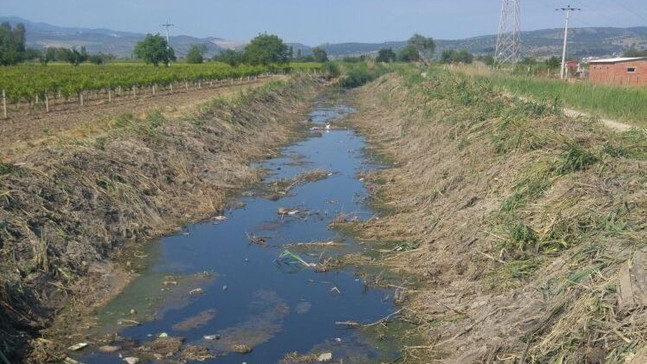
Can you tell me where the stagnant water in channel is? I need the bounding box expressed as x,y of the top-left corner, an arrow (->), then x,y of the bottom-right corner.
77,98 -> 398,363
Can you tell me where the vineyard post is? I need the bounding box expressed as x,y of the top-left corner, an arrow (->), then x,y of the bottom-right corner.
108,89 -> 112,103
231,78 -> 234,85
132,86 -> 136,97
45,94 -> 49,113
185,81 -> 189,90
79,92 -> 84,107
170,83 -> 173,93
210,80 -> 213,87
152,84 -> 156,96
198,80 -> 202,89
2,90 -> 7,119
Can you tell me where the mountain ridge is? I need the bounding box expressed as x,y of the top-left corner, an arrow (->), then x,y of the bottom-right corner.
2,16 -> 646,59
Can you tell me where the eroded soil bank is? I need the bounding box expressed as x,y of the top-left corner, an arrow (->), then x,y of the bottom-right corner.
343,68 -> 647,363
72,99 -> 400,364
0,75 -> 320,362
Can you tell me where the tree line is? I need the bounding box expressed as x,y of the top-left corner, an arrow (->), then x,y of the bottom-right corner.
373,34 -> 475,65
1,22 -> 117,66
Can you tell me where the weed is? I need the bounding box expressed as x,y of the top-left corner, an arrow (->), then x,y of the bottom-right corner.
113,112 -> 135,128
95,137 -> 108,150
33,238 -> 49,273
479,72 -> 647,128
146,110 -> 166,128
555,142 -> 598,175
0,163 -> 21,176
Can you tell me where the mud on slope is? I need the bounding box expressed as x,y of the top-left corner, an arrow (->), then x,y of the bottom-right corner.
0,75 -> 320,362
345,69 -> 647,363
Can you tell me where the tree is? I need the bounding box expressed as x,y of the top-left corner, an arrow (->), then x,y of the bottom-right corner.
520,56 -> 537,65
88,52 -> 115,65
440,49 -> 473,64
376,48 -> 397,63
398,45 -> 420,62
244,33 -> 289,65
22,48 -> 41,62
408,34 -> 435,62
64,46 -> 88,66
134,34 -> 176,66
624,47 -> 647,57
186,44 -> 208,64
213,49 -> 245,66
312,47 -> 328,62
0,22 -> 27,65
477,55 -> 495,66
544,56 -> 561,70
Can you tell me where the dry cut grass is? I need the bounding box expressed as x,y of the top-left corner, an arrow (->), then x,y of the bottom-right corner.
345,66 -> 647,363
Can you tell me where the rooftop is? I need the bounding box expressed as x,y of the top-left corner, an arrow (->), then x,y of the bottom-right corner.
589,57 -> 647,64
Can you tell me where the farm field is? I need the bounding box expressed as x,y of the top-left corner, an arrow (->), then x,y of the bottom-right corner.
464,68 -> 647,128
0,61 -> 320,106
0,75 -> 283,153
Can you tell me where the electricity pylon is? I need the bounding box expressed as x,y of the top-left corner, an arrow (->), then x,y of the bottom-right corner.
495,0 -> 521,65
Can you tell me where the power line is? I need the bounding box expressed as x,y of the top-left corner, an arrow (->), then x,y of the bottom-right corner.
607,0 -> 647,24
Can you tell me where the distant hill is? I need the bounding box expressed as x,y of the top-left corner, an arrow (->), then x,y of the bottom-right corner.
0,16 -> 224,58
2,16 -> 647,59
317,27 -> 647,59
439,26 -> 647,58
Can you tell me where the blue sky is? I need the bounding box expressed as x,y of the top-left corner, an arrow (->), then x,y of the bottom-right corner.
5,0 -> 647,45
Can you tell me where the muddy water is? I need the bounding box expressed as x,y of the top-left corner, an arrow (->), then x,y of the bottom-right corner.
77,99 -> 397,363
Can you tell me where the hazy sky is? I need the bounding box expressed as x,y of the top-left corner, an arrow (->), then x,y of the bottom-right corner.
5,0 -> 647,44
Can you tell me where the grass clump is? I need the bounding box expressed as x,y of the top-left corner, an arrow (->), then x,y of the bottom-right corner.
0,163 -> 21,176
555,142 -> 598,175
338,62 -> 391,88
481,72 -> 647,128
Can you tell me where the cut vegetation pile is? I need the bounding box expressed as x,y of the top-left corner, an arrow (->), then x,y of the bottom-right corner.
0,75 -> 320,362
346,67 -> 647,362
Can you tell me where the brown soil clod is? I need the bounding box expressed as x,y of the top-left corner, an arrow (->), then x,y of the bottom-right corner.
137,336 -> 184,357
171,309 -> 217,331
229,344 -> 253,354
181,345 -> 215,361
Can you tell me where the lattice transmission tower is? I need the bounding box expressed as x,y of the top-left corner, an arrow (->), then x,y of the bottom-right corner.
495,0 -> 521,64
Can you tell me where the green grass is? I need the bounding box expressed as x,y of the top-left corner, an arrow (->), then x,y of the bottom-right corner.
477,73 -> 647,128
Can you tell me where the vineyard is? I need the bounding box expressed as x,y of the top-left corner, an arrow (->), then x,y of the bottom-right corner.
0,62 -> 321,113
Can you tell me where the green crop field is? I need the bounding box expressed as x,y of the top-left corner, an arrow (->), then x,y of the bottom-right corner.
479,73 -> 647,128
0,62 -> 321,102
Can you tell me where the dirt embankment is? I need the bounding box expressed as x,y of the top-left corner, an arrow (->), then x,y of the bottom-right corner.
346,69 -> 647,363
0,77 -> 283,155
0,75 -> 321,362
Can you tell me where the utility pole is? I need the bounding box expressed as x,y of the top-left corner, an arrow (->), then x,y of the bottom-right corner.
495,0 -> 521,65
161,21 -> 175,66
557,5 -> 580,80
161,20 -> 175,49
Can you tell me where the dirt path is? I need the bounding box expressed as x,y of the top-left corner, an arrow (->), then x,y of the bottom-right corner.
0,76 -> 284,156
506,92 -> 637,132
562,107 -> 634,132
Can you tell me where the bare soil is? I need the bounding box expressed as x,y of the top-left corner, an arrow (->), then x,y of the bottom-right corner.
344,72 -> 647,363
0,77 -> 284,157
